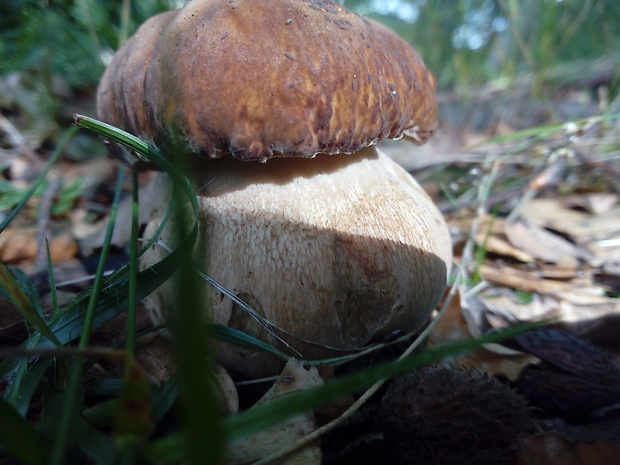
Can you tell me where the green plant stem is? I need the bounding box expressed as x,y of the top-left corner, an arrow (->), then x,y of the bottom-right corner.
171,182 -> 225,465
125,168 -> 140,357
49,167 -> 126,465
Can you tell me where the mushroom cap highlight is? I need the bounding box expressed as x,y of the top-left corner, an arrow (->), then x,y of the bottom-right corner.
97,0 -> 438,162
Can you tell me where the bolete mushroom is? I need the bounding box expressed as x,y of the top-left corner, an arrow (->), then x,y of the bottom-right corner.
97,0 -> 452,377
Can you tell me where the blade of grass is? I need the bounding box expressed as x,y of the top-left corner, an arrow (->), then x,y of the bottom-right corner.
485,114 -> 620,144
73,116 -> 223,463
171,175 -> 225,465
18,248 -> 180,352
2,356 -> 51,416
49,167 -> 126,465
208,325 -> 290,362
38,391 -> 118,465
126,168 -> 140,356
225,322 -> 542,440
81,372 -> 180,430
0,262 -> 60,346
73,115 -> 199,220
146,321 -> 542,464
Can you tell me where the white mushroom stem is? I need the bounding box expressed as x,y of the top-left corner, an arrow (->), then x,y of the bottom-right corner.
142,146 -> 451,377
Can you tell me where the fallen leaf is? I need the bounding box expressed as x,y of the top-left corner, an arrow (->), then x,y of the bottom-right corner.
478,263 -> 604,296
475,215 -> 536,262
504,220 -> 582,266
228,358 -> 322,465
0,226 -> 78,264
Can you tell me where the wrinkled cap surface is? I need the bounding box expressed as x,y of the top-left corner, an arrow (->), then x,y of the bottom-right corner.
97,0 -> 438,161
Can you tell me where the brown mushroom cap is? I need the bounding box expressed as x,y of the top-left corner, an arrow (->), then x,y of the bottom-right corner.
97,0 -> 438,162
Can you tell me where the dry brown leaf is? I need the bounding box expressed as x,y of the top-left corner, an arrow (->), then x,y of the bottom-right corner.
520,198 -> 620,267
567,193 -> 619,215
475,215 -> 536,262
428,289 -> 539,378
503,220 -> 581,266
460,269 -> 620,349
479,263 -> 604,296
478,289 -> 558,323
428,290 -> 471,345
228,359 -> 322,465
0,227 -> 78,264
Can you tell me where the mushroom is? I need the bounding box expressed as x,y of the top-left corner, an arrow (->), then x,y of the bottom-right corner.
97,0 -> 452,377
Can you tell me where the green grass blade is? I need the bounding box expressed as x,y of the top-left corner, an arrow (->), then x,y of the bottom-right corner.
171,194 -> 225,465
39,252 -> 180,348
73,115 -> 223,462
224,323 -> 542,441
151,372 -> 181,422
73,115 -> 199,224
208,325 -> 290,361
0,396 -> 48,465
0,262 -> 61,346
49,167 -> 126,465
1,355 -> 50,416
73,115 -> 152,161
146,321 -> 542,463
37,391 -> 118,465
125,168 -> 140,356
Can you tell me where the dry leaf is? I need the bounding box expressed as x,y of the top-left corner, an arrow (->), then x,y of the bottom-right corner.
567,193 -> 618,215
520,198 -> 620,268
503,220 -> 582,266
228,359 -> 322,465
0,227 -> 78,264
475,215 -> 535,262
478,288 -> 558,323
478,263 -> 604,296
131,331 -> 239,414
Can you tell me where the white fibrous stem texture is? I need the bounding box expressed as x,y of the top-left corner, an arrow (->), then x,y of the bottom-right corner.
141,146 -> 451,377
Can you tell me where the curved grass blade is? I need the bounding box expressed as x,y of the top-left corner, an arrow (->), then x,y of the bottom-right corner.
225,322 -> 542,440
73,115 -> 223,463
49,167 -> 126,465
0,262 -> 60,346
208,325 -> 290,362
73,115 -> 199,218
146,321 -> 542,463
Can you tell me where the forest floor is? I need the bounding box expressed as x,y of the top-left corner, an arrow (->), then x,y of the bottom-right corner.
1,69 -> 620,464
